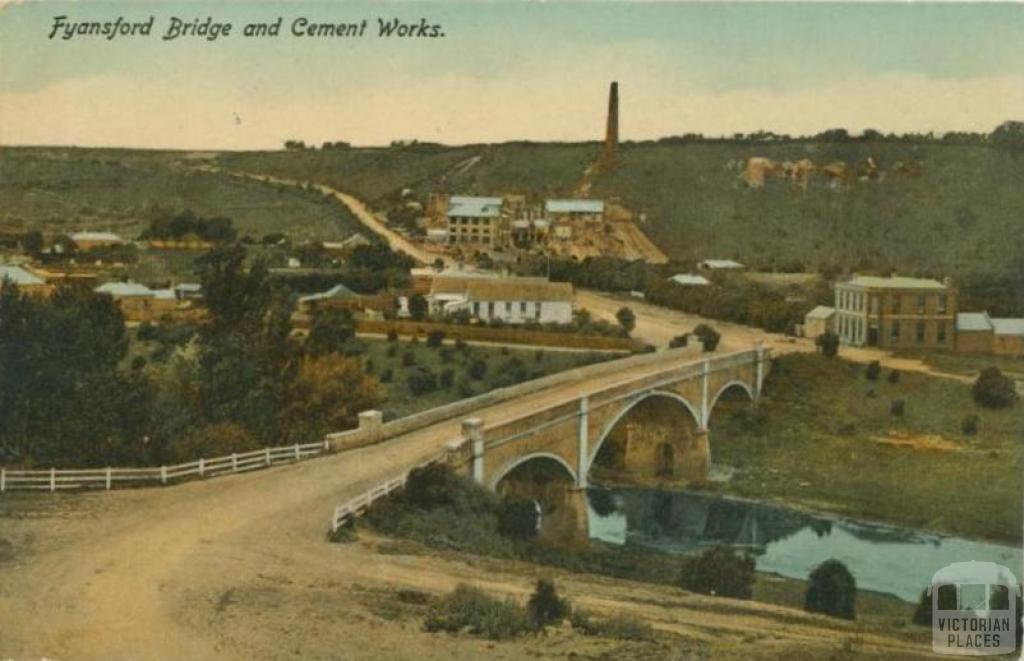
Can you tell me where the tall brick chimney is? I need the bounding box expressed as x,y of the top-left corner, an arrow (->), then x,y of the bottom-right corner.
604,81 -> 619,155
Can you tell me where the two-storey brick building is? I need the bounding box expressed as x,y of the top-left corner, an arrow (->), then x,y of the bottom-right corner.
834,276 -> 956,349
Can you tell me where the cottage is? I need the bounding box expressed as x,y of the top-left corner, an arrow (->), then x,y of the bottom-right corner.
94,281 -> 177,321
0,265 -> 54,297
428,276 -> 573,325
297,283 -> 392,319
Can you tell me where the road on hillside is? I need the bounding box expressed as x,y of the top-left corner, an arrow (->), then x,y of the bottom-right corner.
0,348 -> 933,660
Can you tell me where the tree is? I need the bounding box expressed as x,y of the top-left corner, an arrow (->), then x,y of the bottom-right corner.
865,361 -> 881,381
805,559 -> 856,620
279,354 -> 384,444
527,579 -> 569,629
407,367 -> 438,396
498,496 -> 539,540
678,546 -> 755,599
972,367 -> 1018,409
22,230 -> 44,256
408,294 -> 429,321
426,330 -> 446,348
467,358 -> 487,380
669,334 -> 689,349
170,422 -> 256,463
615,307 -> 636,335
304,309 -> 356,356
816,331 -> 839,358
692,324 -> 721,352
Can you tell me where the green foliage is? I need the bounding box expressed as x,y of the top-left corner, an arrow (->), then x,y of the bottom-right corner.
304,309 -> 356,356
678,545 -> 755,599
408,293 -> 429,321
817,331 -> 840,358
386,329 -> 399,342
961,414 -> 980,436
890,399 -> 906,417
865,361 -> 881,381
170,422 -> 257,463
439,368 -> 455,389
615,306 -> 636,335
805,559 -> 857,620
406,367 -> 438,396
467,358 -> 487,380
972,367 -> 1019,409
139,208 -> 237,243
692,324 -> 721,352
571,610 -> 654,641
424,584 -> 532,640
426,329 -> 445,348
887,369 -> 901,384
498,496 -> 539,540
669,334 -> 689,349
527,579 -> 569,629
912,589 -> 932,627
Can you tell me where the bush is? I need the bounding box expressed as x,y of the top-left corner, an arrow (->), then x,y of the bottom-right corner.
805,559 -> 856,620
455,337 -> 468,351
407,367 -> 438,396
912,589 -> 932,626
887,370 -> 901,384
386,329 -> 399,342
615,307 -> 636,335
692,324 -> 721,352
498,496 -> 539,540
678,546 -> 755,599
380,368 -> 393,383
426,330 -> 446,348
439,368 -> 455,389
571,609 -> 653,641
961,414 -> 980,436
467,358 -> 487,380
527,579 -> 570,629
972,367 -> 1019,409
171,422 -> 258,463
386,344 -> 398,358
137,320 -> 157,341
890,399 -> 905,416
424,584 -> 532,640
402,351 -> 416,367
865,361 -> 881,381
669,334 -> 689,349
816,331 -> 839,358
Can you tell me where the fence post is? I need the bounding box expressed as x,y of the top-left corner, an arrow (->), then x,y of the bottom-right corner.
199,457 -> 205,477
106,467 -> 112,490
160,465 -> 167,485
231,453 -> 238,472
294,443 -> 300,461
1,467 -> 5,493
50,467 -> 56,492
265,447 -> 271,466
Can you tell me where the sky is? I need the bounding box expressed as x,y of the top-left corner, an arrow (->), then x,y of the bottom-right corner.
1,1 -> 1022,149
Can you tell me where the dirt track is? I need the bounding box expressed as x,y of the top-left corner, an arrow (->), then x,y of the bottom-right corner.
0,348 -> 936,660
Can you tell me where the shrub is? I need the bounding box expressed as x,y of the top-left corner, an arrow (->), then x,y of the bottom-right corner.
887,370 -> 901,384
426,330 -> 446,348
692,324 -> 721,352
527,579 -> 570,629
386,329 -> 399,342
615,307 -> 636,335
386,344 -> 398,358
402,351 -> 416,367
439,368 -> 455,389
972,367 -> 1019,409
961,414 -> 980,436
455,337 -> 468,351
890,399 -> 905,416
131,355 -> 147,371
805,559 -> 856,620
498,496 -> 539,540
865,361 -> 881,381
424,584 -> 532,640
912,589 -> 932,626
407,367 -> 438,396
534,349 -> 544,362
439,347 -> 453,363
455,376 -> 474,398
380,368 -> 393,383
572,609 -> 653,641
171,422 -> 257,463
137,320 -> 157,341
467,358 -> 488,380
364,358 -> 375,374
678,546 -> 755,599
816,331 -> 839,358
669,334 -> 689,349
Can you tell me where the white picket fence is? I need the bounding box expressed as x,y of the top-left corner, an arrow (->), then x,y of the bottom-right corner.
0,440 -> 329,493
330,453 -> 443,533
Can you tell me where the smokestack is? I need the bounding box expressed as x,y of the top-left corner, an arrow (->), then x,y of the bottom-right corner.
605,81 -> 619,153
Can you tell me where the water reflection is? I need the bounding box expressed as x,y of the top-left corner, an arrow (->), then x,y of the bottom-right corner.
587,488 -> 1023,602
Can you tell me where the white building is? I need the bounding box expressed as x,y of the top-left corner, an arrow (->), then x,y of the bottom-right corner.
427,276 -> 573,325
698,259 -> 745,271
668,273 -> 711,287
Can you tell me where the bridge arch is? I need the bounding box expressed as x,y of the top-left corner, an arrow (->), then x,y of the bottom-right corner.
587,390 -> 702,472
708,380 -> 755,421
488,452 -> 578,491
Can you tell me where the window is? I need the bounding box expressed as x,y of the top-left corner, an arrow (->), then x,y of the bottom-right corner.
472,302 -> 480,315
504,301 -> 512,313
938,321 -> 947,343
890,321 -> 900,342
487,302 -> 495,317
891,296 -> 901,314
916,295 -> 926,314
520,301 -> 527,314
534,303 -> 542,320
915,321 -> 926,343
938,294 -> 947,314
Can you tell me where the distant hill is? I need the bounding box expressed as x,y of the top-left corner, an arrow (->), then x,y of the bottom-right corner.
218,139 -> 1023,283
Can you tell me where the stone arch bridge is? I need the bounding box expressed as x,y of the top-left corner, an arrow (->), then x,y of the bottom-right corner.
445,346 -> 770,491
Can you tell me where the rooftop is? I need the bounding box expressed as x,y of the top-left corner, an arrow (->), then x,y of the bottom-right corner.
668,273 -> 711,286
0,265 -> 45,286
956,312 -> 993,332
545,199 -> 604,215
843,275 -> 948,290
447,196 -> 503,218
992,318 -> 1024,336
699,259 -> 745,269
95,282 -> 153,297
71,231 -> 124,243
431,276 -> 573,303
805,305 -> 836,320
298,283 -> 360,304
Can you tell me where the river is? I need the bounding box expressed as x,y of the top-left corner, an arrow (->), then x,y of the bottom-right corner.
586,487 -> 1023,603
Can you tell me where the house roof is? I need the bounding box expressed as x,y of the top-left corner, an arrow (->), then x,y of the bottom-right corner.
668,273 -> 711,286
95,282 -> 153,297
545,199 -> 604,214
447,196 -> 503,218
699,259 -> 744,269
805,305 -> 836,320
71,231 -> 124,243
431,276 -> 573,303
298,283 -> 360,304
175,283 -> 202,293
152,289 -> 176,300
992,318 -> 1024,336
844,275 -> 947,290
0,265 -> 45,286
956,312 -> 993,332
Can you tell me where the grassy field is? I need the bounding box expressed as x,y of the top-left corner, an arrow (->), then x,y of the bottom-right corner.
357,337 -> 610,420
893,350 -> 1024,381
709,353 -> 1023,544
0,147 -> 365,243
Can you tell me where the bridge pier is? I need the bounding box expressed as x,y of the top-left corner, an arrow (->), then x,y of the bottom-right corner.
576,397 -> 589,489
462,417 -> 485,484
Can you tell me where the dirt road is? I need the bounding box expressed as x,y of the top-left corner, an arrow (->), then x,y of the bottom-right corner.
0,348 -> 934,660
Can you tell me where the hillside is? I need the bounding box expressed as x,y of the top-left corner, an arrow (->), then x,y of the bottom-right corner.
0,148 -> 365,242
218,140 -> 1023,283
